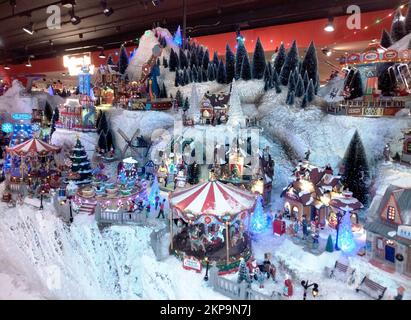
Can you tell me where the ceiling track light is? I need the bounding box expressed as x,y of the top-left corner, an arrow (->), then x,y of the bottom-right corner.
322,47 -> 332,57
101,0 -> 114,16
70,7 -> 81,25
324,17 -> 335,32
25,56 -> 32,67
62,0 -> 76,8
22,14 -> 34,35
4,64 -> 10,70
98,47 -> 106,58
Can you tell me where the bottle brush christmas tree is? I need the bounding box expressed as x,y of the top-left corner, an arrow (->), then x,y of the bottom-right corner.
250,196 -> 267,234
69,138 -> 93,184
325,234 -> 334,253
237,258 -> 251,284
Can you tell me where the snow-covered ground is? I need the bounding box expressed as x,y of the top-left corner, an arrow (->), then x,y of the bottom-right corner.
0,197 -> 228,300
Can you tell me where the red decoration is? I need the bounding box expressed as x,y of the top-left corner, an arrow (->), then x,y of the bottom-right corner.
273,219 -> 286,236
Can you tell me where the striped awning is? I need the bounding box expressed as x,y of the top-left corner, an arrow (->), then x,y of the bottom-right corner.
6,138 -> 61,157
169,180 -> 256,217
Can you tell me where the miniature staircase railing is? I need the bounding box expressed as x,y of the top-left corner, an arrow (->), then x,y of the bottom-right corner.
78,203 -> 97,215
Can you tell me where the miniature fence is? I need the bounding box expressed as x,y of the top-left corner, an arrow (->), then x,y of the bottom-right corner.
95,209 -> 148,225
208,266 -> 280,300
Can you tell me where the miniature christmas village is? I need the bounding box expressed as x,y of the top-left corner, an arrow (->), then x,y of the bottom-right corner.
1,5 -> 411,302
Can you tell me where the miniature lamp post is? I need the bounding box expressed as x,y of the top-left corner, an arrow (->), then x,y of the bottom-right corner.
39,189 -> 45,210
301,280 -> 319,300
204,256 -> 210,281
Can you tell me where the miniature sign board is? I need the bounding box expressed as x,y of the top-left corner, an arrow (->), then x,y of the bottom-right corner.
182,255 -> 202,273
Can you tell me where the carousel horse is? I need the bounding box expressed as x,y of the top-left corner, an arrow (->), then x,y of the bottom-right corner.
188,227 -> 210,252
208,226 -> 225,244
230,231 -> 244,247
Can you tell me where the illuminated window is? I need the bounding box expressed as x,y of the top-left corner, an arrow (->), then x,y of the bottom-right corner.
387,206 -> 396,221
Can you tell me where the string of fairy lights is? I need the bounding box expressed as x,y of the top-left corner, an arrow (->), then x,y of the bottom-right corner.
324,2 -> 409,58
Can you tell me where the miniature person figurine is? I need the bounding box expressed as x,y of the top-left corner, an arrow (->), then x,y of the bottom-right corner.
383,143 -> 391,162
394,286 -> 405,300
256,268 -> 265,288
283,274 -> 294,298
246,256 -> 259,281
154,192 -> 160,210
263,253 -> 276,281
302,216 -> 308,240
304,149 -> 311,161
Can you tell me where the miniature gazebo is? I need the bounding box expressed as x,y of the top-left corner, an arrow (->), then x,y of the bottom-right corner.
5,137 -> 61,190
169,179 -> 256,269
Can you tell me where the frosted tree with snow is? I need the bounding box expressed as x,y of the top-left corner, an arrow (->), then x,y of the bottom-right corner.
227,79 -> 246,128
118,45 -> 129,75
280,41 -> 299,86
301,41 -> 319,92
235,41 -> 248,80
250,196 -> 267,233
202,49 -> 210,70
187,83 -> 200,120
217,60 -> 227,84
274,43 -> 286,74
252,38 -> 266,79
306,79 -> 315,102
237,258 -> 251,283
240,54 -> 252,80
341,130 -> 369,206
336,210 -> 356,253
173,25 -> 182,46
225,44 -> 235,83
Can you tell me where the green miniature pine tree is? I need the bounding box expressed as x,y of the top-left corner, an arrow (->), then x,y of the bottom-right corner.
325,235 -> 334,252
70,138 -> 92,184
237,258 -> 250,283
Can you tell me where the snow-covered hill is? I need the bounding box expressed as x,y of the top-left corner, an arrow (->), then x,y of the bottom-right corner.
0,199 -> 227,299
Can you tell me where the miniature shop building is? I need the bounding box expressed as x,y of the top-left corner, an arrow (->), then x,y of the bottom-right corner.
56,96 -> 96,131
200,92 -> 230,124
281,161 -> 362,226
402,129 -> 411,164
365,185 -> 411,276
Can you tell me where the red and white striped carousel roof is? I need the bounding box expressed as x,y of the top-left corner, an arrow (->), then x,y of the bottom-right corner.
170,180 -> 256,216
6,138 -> 61,157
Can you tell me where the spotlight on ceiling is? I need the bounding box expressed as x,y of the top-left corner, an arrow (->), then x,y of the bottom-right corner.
324,17 -> 335,32
4,64 -> 10,70
322,47 -> 332,57
62,0 -> 76,8
22,22 -> 34,35
25,57 -> 32,67
70,7 -> 81,25
103,7 -> 114,16
98,48 -> 106,58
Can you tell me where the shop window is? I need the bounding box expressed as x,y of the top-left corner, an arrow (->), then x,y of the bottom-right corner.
387,206 -> 396,221
407,141 -> 411,153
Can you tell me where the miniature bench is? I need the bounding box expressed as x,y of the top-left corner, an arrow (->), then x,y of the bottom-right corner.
356,276 -> 387,300
324,260 -> 356,284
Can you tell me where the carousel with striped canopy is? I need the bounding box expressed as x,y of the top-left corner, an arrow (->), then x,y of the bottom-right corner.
169,179 -> 257,269
4,138 -> 61,192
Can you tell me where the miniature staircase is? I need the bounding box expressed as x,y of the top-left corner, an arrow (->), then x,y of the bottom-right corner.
78,203 -> 97,215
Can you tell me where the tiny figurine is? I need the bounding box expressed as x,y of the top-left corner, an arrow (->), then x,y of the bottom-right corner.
283,274 -> 294,297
